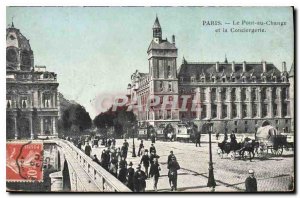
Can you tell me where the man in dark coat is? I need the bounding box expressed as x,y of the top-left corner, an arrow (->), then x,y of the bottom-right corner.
124,139 -> 129,149
138,140 -> 144,157
101,149 -> 110,171
92,154 -> 101,165
133,164 -> 147,192
149,144 -> 156,154
151,158 -> 161,191
118,162 -> 128,184
245,169 -> 258,192
77,141 -> 82,150
195,132 -> 201,147
121,143 -> 128,159
140,149 -> 150,178
107,139 -> 112,147
167,151 -> 176,165
151,134 -> 156,144
127,162 -> 135,191
84,142 -> 92,157
167,156 -> 180,191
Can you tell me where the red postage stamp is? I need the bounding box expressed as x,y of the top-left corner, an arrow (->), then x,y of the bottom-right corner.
6,141 -> 43,182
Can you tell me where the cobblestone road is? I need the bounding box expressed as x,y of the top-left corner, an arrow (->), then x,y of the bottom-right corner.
90,137 -> 294,192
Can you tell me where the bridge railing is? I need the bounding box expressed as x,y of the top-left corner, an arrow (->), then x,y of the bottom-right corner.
55,139 -> 131,192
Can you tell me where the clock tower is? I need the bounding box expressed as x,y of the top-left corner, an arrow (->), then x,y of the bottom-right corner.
147,17 -> 179,126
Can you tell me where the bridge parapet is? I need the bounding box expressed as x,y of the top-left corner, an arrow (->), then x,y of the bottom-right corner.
49,139 -> 131,192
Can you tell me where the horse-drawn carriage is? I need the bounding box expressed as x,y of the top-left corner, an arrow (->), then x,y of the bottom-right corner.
217,121 -> 292,161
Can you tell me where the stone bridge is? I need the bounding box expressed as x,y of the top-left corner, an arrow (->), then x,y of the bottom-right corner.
45,139 -> 131,192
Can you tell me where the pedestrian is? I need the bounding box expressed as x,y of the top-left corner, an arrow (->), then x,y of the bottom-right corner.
124,139 -> 129,149
116,147 -> 122,161
140,145 -> 145,157
167,150 -> 176,164
149,143 -> 156,154
151,158 -> 161,191
108,139 -> 112,148
92,154 -> 101,165
133,164 -> 147,192
140,149 -> 150,178
119,156 -> 127,169
118,163 -> 128,184
127,162 -> 135,191
149,150 -> 160,166
151,134 -> 156,144
195,132 -> 201,147
167,156 -> 180,191
121,143 -> 128,160
110,154 -> 118,178
112,138 -> 116,146
138,140 -> 144,157
84,142 -> 92,157
101,149 -> 110,171
77,141 -> 82,150
245,169 -> 257,192
216,132 -> 220,140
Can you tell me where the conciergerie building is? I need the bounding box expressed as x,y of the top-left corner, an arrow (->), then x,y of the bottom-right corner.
6,22 -> 59,139
126,17 -> 294,136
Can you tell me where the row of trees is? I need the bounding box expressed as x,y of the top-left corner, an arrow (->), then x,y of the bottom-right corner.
58,93 -> 136,138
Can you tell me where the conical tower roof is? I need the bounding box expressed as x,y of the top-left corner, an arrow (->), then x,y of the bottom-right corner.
153,16 -> 161,29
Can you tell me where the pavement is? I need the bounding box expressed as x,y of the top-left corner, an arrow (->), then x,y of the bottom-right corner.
88,137 -> 294,192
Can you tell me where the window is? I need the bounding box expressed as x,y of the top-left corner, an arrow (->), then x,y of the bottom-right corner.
232,104 -> 237,117
167,65 -> 171,77
232,77 -> 236,82
201,105 -> 207,119
242,104 -> 247,118
221,88 -> 226,101
167,110 -> 171,119
21,96 -> 28,108
261,88 -> 267,100
252,76 -> 256,82
201,88 -> 206,101
273,76 -> 277,82
274,104 -> 278,116
262,104 -> 268,117
235,128 -> 237,133
43,94 -> 51,108
212,104 -> 217,118
252,103 -> 257,117
234,121 -> 238,125
201,77 -> 205,83
232,88 -> 236,101
283,103 -> 288,116
222,77 -> 226,83
168,83 -> 172,92
272,88 -> 277,99
242,77 -> 246,83
245,121 -> 248,125
282,88 -> 289,100
251,88 -> 257,101
222,105 -> 227,118
6,96 -> 12,108
285,119 -> 289,124
191,76 -> 196,82
262,76 -> 267,82
275,120 -> 279,125
211,88 -> 217,101
159,81 -> 163,92
212,77 -> 216,83
180,77 -> 183,82
241,88 -> 246,101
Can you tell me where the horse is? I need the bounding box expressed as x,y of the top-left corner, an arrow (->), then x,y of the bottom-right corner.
218,134 -> 242,155
239,140 -> 259,161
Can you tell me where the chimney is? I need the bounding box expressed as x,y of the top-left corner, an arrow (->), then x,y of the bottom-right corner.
232,61 -> 235,72
172,35 -> 175,45
282,61 -> 287,72
262,61 -> 267,73
216,62 -> 220,72
243,61 -> 246,72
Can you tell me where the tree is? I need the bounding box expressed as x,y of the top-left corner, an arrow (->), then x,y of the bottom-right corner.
60,104 -> 92,136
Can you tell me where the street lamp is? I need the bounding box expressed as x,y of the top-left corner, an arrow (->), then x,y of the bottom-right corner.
132,121 -> 137,157
207,120 -> 216,190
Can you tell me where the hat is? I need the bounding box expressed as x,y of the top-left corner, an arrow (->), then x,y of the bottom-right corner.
248,169 -> 254,174
136,164 -> 141,169
145,149 -> 148,152
129,162 -> 133,166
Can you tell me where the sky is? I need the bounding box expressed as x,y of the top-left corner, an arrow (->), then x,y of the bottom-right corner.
6,7 -> 294,118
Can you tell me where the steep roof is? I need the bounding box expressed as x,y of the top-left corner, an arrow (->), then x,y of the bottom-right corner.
178,61 -> 282,80
289,62 -> 294,77
153,16 -> 161,29
147,39 -> 177,52
6,26 -> 32,51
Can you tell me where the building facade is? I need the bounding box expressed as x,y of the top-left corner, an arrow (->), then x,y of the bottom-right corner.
127,17 -> 294,135
6,23 -> 59,139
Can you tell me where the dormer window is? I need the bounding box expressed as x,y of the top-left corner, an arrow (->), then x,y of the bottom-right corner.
273,76 -> 277,82
201,77 -> 205,83
231,76 -> 236,82
252,76 -> 256,82
21,96 -> 28,108
168,83 -> 172,92
191,76 -> 196,82
262,76 -> 267,82
212,76 -> 216,83
281,76 -> 287,82
6,96 -> 12,108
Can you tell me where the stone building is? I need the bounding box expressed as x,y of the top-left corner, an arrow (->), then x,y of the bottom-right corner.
6,22 -> 59,139
127,17 -> 293,135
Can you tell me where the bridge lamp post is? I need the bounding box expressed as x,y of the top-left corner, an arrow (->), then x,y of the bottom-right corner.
132,121 -> 137,157
207,120 -> 216,190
